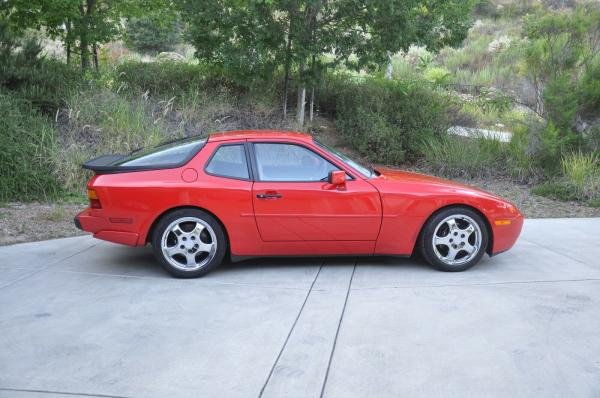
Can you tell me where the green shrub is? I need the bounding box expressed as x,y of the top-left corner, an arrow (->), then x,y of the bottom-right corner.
543,73 -> 580,131
0,92 -> 62,202
474,0 -> 502,19
115,61 -> 240,97
124,15 -> 182,55
0,23 -> 82,113
531,182 -> 579,201
423,67 -> 452,87
317,74 -> 450,164
535,122 -> 580,176
505,124 -> 540,182
579,59 -> 600,116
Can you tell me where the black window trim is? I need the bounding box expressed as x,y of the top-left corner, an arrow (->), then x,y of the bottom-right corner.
248,141 -> 357,183
203,141 -> 254,181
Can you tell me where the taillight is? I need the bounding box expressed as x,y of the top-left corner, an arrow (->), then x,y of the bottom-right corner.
87,189 -> 102,209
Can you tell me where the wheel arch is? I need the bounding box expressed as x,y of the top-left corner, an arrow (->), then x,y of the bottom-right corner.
144,205 -> 230,249
416,203 -> 494,256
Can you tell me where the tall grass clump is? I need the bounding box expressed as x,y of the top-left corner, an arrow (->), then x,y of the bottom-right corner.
57,90 -> 170,191
532,152 -> 600,206
0,92 -> 62,202
423,135 -> 506,178
317,74 -> 451,164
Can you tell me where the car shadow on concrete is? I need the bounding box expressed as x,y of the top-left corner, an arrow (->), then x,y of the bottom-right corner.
98,244 -> 495,279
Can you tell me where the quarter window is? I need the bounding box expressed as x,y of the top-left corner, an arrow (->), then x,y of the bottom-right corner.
254,143 -> 339,181
205,144 -> 249,179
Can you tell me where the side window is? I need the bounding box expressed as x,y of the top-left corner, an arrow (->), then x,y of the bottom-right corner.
254,143 -> 339,181
205,144 -> 249,179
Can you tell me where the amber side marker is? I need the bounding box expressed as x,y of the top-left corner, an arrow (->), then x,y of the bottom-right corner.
494,219 -> 512,226
87,189 -> 102,209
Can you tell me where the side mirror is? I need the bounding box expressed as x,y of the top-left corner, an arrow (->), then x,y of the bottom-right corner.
328,170 -> 346,186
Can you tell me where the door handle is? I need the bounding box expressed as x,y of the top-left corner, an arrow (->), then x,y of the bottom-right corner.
256,193 -> 283,199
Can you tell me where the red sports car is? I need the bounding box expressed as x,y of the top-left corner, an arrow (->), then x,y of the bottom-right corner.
75,130 -> 523,277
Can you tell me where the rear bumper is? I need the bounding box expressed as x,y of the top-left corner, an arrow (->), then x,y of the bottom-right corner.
74,216 -> 82,230
75,208 -> 139,246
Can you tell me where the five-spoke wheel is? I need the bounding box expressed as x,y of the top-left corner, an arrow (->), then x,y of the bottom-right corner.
419,207 -> 488,272
152,209 -> 226,277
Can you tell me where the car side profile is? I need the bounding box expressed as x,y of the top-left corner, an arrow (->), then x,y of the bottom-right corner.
75,130 -> 523,277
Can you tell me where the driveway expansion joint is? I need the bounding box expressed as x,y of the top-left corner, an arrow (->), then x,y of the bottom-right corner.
258,260 -> 325,397
319,260 -> 357,398
0,387 -> 132,398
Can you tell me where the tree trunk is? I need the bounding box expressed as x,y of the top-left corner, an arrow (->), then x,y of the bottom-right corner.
282,19 -> 293,119
296,84 -> 306,126
386,53 -> 393,79
309,87 -> 314,123
92,44 -> 99,71
66,19 -> 71,65
80,35 -> 90,69
78,0 -> 96,70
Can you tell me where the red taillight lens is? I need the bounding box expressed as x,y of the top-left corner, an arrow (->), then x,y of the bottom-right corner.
87,189 -> 102,209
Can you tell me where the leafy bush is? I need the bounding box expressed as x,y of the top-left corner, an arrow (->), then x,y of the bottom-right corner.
531,182 -> 580,201
124,15 -> 182,55
580,59 -> 600,116
317,74 -> 451,164
523,6 -> 600,132
0,92 -> 62,202
115,61 -> 242,97
423,67 -> 452,86
534,122 -> 581,175
0,21 -> 81,113
505,124 -> 540,182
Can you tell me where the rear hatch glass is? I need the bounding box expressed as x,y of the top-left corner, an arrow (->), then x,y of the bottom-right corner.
83,136 -> 207,173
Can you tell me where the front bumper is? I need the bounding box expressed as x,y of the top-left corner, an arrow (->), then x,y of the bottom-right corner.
491,214 -> 524,255
75,208 -> 140,246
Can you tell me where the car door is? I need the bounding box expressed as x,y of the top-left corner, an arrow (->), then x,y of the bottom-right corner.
250,141 -> 382,242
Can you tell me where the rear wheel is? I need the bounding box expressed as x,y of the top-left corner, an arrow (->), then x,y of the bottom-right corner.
419,207 -> 488,272
152,209 -> 226,278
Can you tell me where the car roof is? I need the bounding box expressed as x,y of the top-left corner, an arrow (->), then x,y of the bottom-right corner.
208,130 -> 313,143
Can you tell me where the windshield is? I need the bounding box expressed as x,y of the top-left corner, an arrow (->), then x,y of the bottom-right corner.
314,140 -> 373,178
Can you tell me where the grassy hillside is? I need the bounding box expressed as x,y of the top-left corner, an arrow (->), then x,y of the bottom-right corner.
0,0 -> 599,208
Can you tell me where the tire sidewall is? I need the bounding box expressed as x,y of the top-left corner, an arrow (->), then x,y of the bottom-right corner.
420,207 -> 488,272
152,208 -> 227,278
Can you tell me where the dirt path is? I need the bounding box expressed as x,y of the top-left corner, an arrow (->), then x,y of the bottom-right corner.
0,202 -> 86,246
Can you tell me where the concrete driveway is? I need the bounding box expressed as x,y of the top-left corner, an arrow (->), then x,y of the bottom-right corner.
0,218 -> 599,398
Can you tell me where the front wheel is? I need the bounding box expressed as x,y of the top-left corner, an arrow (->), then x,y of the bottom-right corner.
419,207 -> 488,272
152,209 -> 227,278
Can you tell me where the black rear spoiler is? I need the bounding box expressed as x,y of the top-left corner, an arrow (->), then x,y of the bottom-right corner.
82,135 -> 207,174
82,154 -> 127,172
82,154 -> 179,174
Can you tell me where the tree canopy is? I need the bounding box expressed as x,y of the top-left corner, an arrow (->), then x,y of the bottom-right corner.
1,0 -> 170,68
178,0 -> 476,124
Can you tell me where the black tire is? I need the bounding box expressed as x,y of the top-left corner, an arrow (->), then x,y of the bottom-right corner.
419,206 -> 489,272
151,208 -> 227,278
